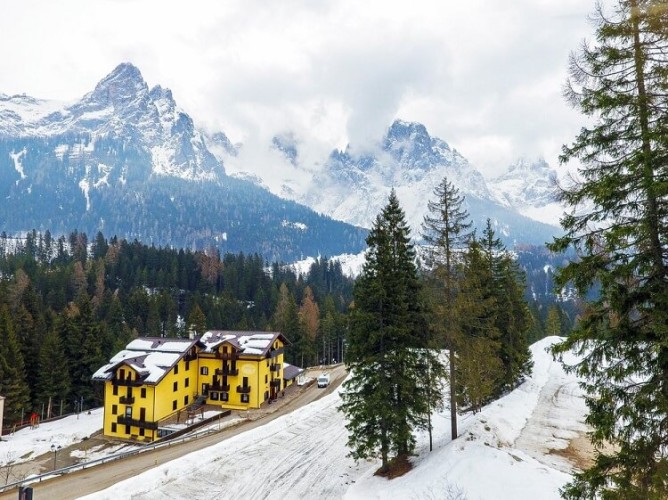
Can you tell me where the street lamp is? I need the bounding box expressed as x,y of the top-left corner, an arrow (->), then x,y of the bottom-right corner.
50,444 -> 62,471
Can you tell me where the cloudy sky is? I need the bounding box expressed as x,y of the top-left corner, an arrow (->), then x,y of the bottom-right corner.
1,0 -> 594,178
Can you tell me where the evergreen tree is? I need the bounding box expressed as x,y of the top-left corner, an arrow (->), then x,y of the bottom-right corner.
340,190 -> 444,473
0,306 -> 31,423
454,236 -> 502,412
481,220 -> 533,392
272,283 -> 301,365
35,327 -> 70,416
187,304 -> 207,337
549,1 -> 668,497
421,176 -> 472,439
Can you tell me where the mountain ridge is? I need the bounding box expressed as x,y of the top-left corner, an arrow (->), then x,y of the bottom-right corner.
0,63 -> 368,262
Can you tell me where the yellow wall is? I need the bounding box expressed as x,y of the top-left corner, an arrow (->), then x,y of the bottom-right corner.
103,356 -> 198,442
101,337 -> 286,442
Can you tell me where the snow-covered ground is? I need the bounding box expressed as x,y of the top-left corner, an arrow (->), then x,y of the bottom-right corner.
0,409 -> 104,466
79,336 -> 587,499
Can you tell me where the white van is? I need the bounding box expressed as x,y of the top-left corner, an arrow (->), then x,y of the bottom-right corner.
317,373 -> 330,388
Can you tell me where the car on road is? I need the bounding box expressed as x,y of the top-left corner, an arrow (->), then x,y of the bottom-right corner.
317,373 -> 330,388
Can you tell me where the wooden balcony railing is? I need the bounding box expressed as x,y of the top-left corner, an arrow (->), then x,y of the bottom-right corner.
117,416 -> 158,430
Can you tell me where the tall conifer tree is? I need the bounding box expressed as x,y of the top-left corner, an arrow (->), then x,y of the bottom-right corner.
550,1 -> 668,497
340,190 -> 443,472
421,177 -> 472,439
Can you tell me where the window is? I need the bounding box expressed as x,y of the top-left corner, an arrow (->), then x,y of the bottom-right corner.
241,394 -> 249,403
185,378 -> 189,388
125,406 -> 132,417
141,388 -> 146,399
173,381 -> 178,392
264,391 -> 269,401
184,395 -> 189,406
265,375 -> 268,383
139,428 -> 145,437
185,361 -> 190,371
201,367 -> 208,376
221,392 -> 229,402
172,400 -> 177,411
174,364 -> 179,375
113,385 -> 118,396
125,425 -> 131,434
111,423 -> 117,433
243,376 -> 248,387
210,392 -> 219,401
119,368 -> 125,379
112,404 -> 118,415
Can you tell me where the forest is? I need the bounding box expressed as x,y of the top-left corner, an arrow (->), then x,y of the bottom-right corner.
0,228 -> 574,429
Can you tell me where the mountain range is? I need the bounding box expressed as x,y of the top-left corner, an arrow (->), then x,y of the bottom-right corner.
0,63 -> 367,262
218,120 -> 563,245
0,63 -> 563,261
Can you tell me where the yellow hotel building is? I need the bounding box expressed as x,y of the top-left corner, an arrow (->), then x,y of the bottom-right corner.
92,330 -> 295,442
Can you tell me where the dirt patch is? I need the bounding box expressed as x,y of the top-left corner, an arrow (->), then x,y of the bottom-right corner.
374,454 -> 413,479
550,434 -> 595,471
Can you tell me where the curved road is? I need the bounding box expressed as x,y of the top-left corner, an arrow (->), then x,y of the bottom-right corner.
1,365 -> 348,500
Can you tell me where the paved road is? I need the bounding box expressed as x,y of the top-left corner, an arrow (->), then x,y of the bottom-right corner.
1,365 -> 347,500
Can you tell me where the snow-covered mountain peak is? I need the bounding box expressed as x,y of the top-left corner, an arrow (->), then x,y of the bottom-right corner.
272,133 -> 299,166
89,62 -> 148,106
488,157 -> 562,226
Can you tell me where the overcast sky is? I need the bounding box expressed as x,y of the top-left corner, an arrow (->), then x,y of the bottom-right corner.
0,0 -> 595,178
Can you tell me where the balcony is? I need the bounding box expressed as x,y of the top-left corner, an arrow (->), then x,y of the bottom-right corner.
270,379 -> 282,388
211,383 -> 230,392
113,378 -> 145,388
236,385 -> 251,394
184,352 -> 198,362
270,364 -> 281,373
216,367 -> 239,376
215,352 -> 237,360
119,396 -> 135,404
269,347 -> 284,358
117,416 -> 158,430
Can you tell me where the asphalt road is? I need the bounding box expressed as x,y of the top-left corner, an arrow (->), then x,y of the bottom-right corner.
0,365 -> 347,500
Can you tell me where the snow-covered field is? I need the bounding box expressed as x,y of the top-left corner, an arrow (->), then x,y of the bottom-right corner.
78,337 -> 587,499
0,409 -> 104,466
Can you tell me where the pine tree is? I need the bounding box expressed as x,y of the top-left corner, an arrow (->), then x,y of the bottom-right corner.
481,220 -> 533,392
549,1 -> 668,497
421,176 -> 472,439
272,283 -> 301,366
454,236 -> 502,412
0,306 -> 31,423
340,190 -> 444,473
35,327 -> 70,415
187,303 -> 207,337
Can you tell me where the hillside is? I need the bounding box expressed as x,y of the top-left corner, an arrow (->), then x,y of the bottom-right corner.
80,337 -> 587,499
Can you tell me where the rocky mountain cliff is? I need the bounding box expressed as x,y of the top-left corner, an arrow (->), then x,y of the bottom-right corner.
235,120 -> 562,246
0,63 -> 367,262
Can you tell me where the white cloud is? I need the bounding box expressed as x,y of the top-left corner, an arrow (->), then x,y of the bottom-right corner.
0,0 -> 594,180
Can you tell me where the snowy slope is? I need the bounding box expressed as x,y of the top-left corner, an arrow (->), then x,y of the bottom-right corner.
0,409 -> 104,466
83,337 -> 587,500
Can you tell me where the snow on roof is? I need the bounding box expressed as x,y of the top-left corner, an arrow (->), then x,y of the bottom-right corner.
93,337 -> 196,385
92,350 -> 182,384
199,330 -> 282,357
126,338 -> 193,353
